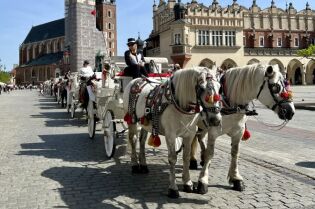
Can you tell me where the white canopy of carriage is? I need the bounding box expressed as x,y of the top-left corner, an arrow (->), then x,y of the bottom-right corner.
0,82 -> 7,87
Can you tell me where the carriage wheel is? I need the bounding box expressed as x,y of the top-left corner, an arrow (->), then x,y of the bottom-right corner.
88,112 -> 96,139
175,137 -> 183,154
88,101 -> 96,139
103,110 -> 116,158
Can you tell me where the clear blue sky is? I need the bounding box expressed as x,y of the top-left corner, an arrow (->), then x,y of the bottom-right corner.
0,0 -> 309,71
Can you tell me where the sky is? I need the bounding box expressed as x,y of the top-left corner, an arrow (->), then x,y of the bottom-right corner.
0,0 -> 310,71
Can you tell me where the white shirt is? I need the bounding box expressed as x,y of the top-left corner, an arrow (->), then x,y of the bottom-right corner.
79,66 -> 94,78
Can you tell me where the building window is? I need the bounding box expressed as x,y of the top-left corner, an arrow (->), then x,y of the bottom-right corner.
108,10 -> 111,17
259,36 -> 264,47
243,36 -> 246,46
311,38 -> 315,45
198,30 -> 210,46
294,37 -> 299,47
225,31 -> 236,46
277,37 -> 282,47
212,31 -> 223,46
31,69 -> 36,78
109,42 -> 112,48
108,32 -> 112,39
174,33 -> 181,45
108,23 -> 111,30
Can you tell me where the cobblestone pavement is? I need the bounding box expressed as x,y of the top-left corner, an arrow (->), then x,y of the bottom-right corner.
0,90 -> 314,209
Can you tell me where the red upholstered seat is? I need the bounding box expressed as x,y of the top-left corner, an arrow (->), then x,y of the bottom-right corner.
116,71 -> 172,78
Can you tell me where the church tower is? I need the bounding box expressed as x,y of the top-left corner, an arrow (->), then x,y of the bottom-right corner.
65,0 -> 108,72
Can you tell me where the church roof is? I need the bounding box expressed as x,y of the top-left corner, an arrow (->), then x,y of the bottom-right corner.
20,52 -> 63,67
23,18 -> 65,44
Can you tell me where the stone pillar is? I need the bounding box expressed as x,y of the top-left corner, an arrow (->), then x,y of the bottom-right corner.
302,65 -> 307,85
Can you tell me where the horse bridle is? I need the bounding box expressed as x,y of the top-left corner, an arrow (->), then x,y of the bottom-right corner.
256,76 -> 291,111
196,75 -> 221,127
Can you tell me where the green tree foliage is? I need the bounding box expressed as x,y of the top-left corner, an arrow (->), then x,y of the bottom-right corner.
297,44 -> 315,59
0,71 -> 10,83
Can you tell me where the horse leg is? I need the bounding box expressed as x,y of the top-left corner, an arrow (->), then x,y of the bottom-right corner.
198,130 -> 207,167
228,133 -> 245,191
189,136 -> 198,170
165,133 -> 179,198
189,128 -> 207,169
138,128 -> 149,173
196,129 -> 218,194
128,124 -> 140,173
182,136 -> 194,193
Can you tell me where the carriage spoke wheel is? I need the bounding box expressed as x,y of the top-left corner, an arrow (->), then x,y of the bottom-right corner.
175,137 -> 183,154
103,110 -> 116,158
88,103 -> 96,139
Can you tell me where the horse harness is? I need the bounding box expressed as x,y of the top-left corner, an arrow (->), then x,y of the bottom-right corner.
126,77 -> 203,135
219,75 -> 258,116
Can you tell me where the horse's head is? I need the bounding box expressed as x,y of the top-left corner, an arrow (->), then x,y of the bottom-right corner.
257,65 -> 295,120
196,68 -> 222,126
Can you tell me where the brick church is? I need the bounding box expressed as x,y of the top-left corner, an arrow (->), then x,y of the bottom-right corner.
15,0 -> 117,85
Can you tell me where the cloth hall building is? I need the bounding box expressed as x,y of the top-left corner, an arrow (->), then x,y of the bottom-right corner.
145,0 -> 315,85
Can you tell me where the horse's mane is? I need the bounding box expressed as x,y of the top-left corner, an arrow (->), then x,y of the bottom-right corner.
224,64 -> 272,105
172,67 -> 208,109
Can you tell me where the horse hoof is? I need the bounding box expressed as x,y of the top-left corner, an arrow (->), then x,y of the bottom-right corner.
131,165 -> 140,174
196,181 -> 208,194
200,161 -> 204,167
168,189 -> 179,198
189,160 -> 198,170
139,165 -> 149,174
183,185 -> 194,193
232,180 -> 245,191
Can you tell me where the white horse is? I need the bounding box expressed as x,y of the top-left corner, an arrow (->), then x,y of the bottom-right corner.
123,67 -> 222,198
190,64 -> 295,194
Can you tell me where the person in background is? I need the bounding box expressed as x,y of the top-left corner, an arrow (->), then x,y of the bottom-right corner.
124,38 -> 148,79
79,60 -> 94,80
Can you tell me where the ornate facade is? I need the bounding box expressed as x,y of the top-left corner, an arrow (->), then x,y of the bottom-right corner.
146,0 -> 315,85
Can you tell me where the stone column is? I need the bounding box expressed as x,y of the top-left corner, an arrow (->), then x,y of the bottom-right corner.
302,65 -> 307,85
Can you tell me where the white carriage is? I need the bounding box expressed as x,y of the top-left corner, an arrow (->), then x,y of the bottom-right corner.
86,57 -> 174,158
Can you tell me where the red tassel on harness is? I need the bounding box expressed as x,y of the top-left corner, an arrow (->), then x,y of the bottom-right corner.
242,128 -> 251,141
213,94 -> 221,102
148,134 -> 161,147
124,113 -> 133,125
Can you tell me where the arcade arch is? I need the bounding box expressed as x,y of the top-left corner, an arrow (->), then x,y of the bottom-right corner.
306,60 -> 315,84
247,58 -> 260,65
199,58 -> 215,68
269,59 -> 285,75
287,59 -> 303,85
221,58 -> 237,70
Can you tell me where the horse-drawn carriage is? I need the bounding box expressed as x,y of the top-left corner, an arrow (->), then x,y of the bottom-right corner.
86,57 -> 174,158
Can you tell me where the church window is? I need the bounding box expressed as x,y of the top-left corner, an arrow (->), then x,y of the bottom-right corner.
294,37 -> 299,47
108,10 -> 111,18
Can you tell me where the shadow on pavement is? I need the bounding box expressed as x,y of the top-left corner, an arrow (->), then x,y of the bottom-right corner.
296,161 -> 315,169
42,165 -> 208,209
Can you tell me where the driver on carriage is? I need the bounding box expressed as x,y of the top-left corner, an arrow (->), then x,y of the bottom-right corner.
78,60 -> 97,109
123,38 -> 148,79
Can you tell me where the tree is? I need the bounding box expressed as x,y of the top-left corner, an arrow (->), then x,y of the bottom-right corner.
297,44 -> 315,60
0,58 -> 10,83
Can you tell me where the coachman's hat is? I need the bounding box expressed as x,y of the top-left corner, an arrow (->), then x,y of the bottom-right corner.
127,38 -> 136,45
